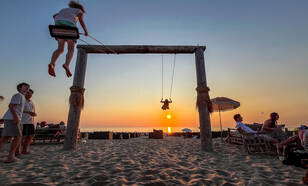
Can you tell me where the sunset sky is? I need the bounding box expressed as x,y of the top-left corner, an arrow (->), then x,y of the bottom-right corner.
0,0 -> 307,130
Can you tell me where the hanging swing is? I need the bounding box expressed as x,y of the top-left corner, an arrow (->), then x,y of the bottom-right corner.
160,54 -> 176,110
49,25 -> 80,39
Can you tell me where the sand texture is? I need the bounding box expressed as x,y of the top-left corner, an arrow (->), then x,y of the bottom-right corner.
0,137 -> 305,185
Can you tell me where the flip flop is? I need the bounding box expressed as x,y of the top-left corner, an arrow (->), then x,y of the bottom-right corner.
62,64 -> 72,77
48,64 -> 56,77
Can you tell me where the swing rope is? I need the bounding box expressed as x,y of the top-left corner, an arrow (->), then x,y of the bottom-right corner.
161,55 -> 164,99
79,38 -> 91,45
169,54 -> 176,99
161,54 -> 176,100
79,33 -> 118,54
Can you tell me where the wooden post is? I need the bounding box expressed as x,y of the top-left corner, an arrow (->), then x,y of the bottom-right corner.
195,47 -> 213,151
64,48 -> 88,150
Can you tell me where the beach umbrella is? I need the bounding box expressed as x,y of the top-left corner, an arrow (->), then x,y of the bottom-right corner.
182,128 -> 192,133
211,97 -> 240,141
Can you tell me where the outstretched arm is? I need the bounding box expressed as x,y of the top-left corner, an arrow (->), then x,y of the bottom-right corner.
160,98 -> 164,103
78,13 -> 88,36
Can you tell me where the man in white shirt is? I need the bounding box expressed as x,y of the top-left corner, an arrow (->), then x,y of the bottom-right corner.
0,83 -> 30,163
16,89 -> 37,155
233,114 -> 278,144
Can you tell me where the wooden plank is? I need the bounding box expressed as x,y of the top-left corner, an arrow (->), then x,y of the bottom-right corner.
64,48 -> 88,150
195,48 -> 213,151
77,45 -> 206,54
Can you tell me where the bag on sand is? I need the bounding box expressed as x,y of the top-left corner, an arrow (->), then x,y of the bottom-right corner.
282,148 -> 308,168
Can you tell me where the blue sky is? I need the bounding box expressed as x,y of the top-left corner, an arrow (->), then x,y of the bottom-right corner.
0,0 -> 307,129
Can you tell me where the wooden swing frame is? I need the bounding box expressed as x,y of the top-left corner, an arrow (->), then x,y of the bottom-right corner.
64,45 -> 213,152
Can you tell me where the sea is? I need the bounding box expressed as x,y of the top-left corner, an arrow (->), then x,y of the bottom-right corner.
80,127 -> 202,133
80,126 -> 296,133
80,127 -> 233,132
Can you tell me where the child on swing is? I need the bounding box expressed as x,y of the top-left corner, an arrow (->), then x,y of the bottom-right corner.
161,98 -> 172,110
48,1 -> 88,77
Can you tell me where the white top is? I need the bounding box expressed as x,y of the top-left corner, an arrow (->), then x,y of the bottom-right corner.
2,93 -> 26,121
236,121 -> 256,134
54,8 -> 83,25
21,100 -> 35,125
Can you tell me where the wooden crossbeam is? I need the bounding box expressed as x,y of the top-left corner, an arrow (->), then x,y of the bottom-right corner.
77,45 -> 206,54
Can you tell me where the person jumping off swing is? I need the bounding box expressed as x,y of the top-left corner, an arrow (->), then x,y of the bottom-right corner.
161,98 -> 172,110
48,1 -> 88,78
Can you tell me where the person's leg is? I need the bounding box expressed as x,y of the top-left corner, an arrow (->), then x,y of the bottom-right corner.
15,139 -> 21,156
62,40 -> 75,77
21,134 -> 34,154
279,135 -> 299,148
49,39 -> 65,77
4,136 -> 22,163
225,134 -> 230,143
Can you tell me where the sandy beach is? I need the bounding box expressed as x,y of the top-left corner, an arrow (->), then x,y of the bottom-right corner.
0,137 -> 305,185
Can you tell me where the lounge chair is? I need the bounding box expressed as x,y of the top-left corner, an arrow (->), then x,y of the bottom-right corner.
227,128 -> 243,145
237,127 -> 276,154
227,123 -> 263,144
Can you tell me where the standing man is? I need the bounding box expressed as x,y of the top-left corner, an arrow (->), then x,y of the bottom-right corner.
17,89 -> 37,155
0,82 -> 29,163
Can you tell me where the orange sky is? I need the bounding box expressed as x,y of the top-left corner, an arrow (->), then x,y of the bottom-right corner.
0,1 -> 307,131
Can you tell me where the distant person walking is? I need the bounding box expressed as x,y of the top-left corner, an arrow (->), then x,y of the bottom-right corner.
48,1 -> 88,77
16,89 -> 37,155
0,83 -> 30,163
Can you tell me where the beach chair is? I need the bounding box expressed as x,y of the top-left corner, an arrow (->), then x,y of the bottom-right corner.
238,128 -> 275,154
33,127 -> 67,144
227,128 -> 243,145
227,123 -> 263,145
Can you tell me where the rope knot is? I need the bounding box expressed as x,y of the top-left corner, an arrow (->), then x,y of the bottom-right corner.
69,86 -> 85,109
196,86 -> 213,113
196,86 -> 210,93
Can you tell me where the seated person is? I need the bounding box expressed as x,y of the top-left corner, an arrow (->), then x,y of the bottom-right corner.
261,112 -> 287,142
278,125 -> 308,152
233,114 -> 278,144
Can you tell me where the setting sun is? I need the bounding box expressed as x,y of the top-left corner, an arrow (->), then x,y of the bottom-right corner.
166,114 -> 172,119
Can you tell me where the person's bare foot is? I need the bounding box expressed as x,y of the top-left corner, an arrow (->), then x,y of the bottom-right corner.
48,64 -> 56,77
62,64 -> 72,77
3,157 -> 18,163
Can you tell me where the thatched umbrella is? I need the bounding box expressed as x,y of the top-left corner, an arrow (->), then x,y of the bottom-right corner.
211,97 -> 240,141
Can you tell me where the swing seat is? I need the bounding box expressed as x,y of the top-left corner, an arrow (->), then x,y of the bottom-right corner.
49,25 -> 80,39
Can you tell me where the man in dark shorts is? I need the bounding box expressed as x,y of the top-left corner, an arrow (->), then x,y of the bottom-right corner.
17,89 -> 37,155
